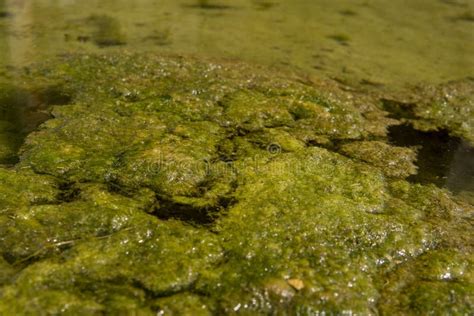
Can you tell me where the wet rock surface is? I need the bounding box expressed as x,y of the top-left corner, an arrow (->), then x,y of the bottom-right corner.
0,53 -> 472,314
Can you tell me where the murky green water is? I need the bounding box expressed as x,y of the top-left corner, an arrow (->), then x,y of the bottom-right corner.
0,0 -> 473,89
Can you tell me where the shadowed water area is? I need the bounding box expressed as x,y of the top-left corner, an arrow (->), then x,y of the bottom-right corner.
0,0 -> 473,315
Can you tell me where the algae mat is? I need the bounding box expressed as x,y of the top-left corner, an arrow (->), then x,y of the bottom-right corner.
0,53 -> 472,314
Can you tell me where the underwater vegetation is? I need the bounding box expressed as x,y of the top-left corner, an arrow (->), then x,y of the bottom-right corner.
0,53 -> 472,314
88,14 -> 127,48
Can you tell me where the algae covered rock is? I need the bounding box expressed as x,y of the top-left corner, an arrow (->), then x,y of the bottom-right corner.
379,249 -> 474,315
382,78 -> 474,145
0,53 -> 472,314
0,184 -> 222,315
340,141 -> 417,178
200,148 -> 467,314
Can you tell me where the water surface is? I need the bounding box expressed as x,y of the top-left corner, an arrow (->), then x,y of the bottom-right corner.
0,0 -> 473,90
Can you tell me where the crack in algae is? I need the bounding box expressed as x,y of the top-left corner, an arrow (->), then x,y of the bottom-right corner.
153,194 -> 236,226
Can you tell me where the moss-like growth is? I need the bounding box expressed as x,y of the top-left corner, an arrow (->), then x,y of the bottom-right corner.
0,53 -> 472,314
340,141 -> 418,178
384,78 -> 474,145
379,250 -> 474,314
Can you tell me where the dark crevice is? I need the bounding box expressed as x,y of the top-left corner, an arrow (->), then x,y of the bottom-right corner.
132,279 -> 199,303
106,178 -> 137,198
388,124 -> 474,193
57,181 -> 82,203
152,195 -> 236,226
381,98 -> 417,120
35,85 -> 72,106
151,176 -> 238,226
2,252 -> 18,266
215,130 -> 248,162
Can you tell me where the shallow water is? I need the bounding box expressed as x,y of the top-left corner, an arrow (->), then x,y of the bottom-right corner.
0,0 -> 473,90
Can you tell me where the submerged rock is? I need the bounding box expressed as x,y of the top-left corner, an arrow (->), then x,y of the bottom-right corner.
0,53 -> 472,314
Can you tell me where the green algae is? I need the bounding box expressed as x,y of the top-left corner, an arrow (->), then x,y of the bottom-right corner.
383,78 -> 474,145
339,141 -> 418,178
0,183 -> 222,315
379,250 -> 474,314
88,15 -> 126,48
0,54 -> 472,314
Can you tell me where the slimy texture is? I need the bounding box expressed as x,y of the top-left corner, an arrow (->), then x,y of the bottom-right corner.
0,54 -> 472,314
